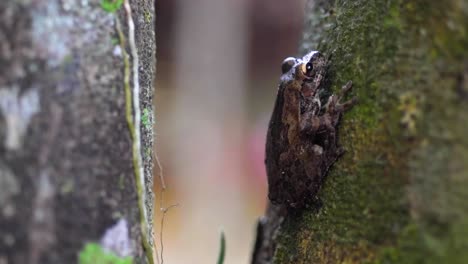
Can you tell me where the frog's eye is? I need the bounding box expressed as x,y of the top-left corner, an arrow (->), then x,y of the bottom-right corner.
305,62 -> 313,74
281,57 -> 296,74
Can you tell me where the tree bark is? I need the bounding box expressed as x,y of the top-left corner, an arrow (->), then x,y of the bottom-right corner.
0,1 -> 155,263
253,0 -> 468,263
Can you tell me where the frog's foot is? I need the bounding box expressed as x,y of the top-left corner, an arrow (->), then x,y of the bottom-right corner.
339,81 -> 353,98
337,81 -> 358,112
325,81 -> 357,125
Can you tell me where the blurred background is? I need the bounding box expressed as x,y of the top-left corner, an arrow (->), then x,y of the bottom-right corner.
154,0 -> 305,263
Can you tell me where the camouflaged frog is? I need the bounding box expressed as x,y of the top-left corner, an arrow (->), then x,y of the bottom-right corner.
265,51 -> 357,209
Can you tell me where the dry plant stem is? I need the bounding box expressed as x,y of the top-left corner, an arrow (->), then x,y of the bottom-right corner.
154,146 -> 178,264
116,4 -> 156,262
122,0 -> 147,232
154,146 -> 166,190
159,203 -> 178,264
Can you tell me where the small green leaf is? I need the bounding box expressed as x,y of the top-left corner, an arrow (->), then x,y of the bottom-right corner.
79,243 -> 133,264
101,0 -> 123,13
217,230 -> 226,264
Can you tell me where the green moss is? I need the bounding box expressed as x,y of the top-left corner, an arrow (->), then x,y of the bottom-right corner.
79,243 -> 133,264
145,147 -> 151,158
371,220 -> 468,264
274,0 -> 468,263
141,108 -> 151,130
144,10 -> 152,24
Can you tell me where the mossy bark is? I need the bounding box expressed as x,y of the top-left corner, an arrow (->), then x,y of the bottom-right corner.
259,1 -> 468,263
0,1 -> 155,263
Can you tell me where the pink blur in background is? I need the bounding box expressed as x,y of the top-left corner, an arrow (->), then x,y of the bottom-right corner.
154,0 -> 305,263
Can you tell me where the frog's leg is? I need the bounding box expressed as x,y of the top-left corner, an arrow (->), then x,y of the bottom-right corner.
299,112 -> 335,136
300,79 -> 356,148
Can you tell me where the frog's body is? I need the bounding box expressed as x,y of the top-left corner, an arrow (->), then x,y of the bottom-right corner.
265,51 -> 356,209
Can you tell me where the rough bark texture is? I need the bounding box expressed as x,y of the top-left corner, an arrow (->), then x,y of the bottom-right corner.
0,1 -> 155,263
256,0 -> 468,263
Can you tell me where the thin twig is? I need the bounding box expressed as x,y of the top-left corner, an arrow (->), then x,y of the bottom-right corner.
154,148 -> 166,190
154,141 -> 178,264
160,203 -> 179,264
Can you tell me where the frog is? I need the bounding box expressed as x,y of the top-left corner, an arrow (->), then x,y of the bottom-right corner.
265,50 -> 357,209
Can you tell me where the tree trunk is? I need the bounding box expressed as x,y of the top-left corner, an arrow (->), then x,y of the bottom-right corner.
253,0 -> 468,263
0,1 -> 156,263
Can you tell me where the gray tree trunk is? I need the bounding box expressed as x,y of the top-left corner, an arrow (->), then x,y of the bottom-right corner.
0,1 -> 156,263
253,0 -> 468,263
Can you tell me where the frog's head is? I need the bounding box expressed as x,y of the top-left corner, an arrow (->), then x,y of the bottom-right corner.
280,51 -> 327,81
301,51 -> 327,80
